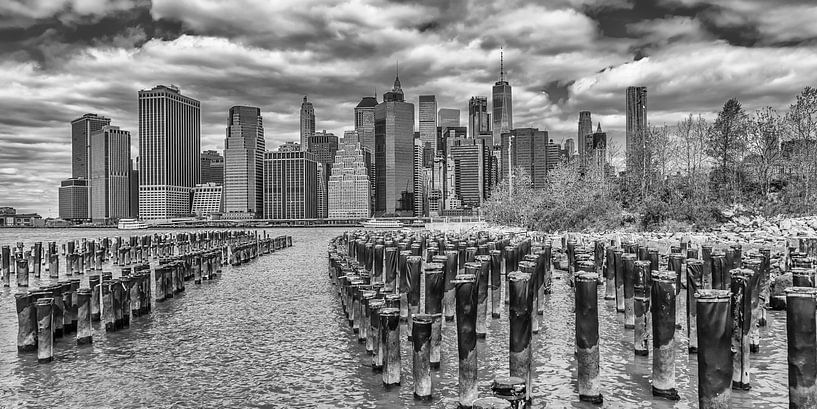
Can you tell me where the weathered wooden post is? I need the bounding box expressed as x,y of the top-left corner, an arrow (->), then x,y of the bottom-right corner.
622,253 -> 636,329
651,271 -> 679,400
369,298 -> 385,370
2,245 -> 10,287
424,263 -> 445,369
412,314 -> 433,400
744,259 -> 763,353
696,289 -> 732,409
508,270 -> 533,403
490,249 -> 502,318
380,307 -> 401,387
89,274 -> 101,321
730,268 -> 753,390
786,287 -> 817,408
384,247 -> 397,293
15,293 -> 37,352
406,255 -> 422,338
36,297 -> 55,363
576,271 -> 603,404
443,249 -> 458,321
455,272 -> 479,407
76,287 -> 92,344
634,260 -> 651,356
16,256 -> 29,287
687,259 -> 703,353
475,256 -> 491,338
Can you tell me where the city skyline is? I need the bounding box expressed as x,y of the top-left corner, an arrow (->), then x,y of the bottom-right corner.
2,0 -> 816,216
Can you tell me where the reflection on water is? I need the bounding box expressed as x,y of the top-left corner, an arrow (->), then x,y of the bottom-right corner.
0,228 -> 788,408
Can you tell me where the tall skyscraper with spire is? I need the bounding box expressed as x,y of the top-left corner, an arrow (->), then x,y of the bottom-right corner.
223,106 -> 265,219
354,95 -> 378,154
300,96 -> 315,151
492,48 -> 513,145
374,67 -> 415,216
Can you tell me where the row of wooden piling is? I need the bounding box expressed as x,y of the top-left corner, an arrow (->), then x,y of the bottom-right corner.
329,229 -> 817,408
9,230 -> 293,364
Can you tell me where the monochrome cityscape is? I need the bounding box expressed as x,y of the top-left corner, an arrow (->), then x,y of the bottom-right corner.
49,50 -> 632,224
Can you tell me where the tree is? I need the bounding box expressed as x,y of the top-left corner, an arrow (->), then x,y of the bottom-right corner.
707,98 -> 747,202
746,107 -> 783,198
784,87 -> 817,209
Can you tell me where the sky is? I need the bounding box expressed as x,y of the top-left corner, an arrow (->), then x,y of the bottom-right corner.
1,0 -> 816,217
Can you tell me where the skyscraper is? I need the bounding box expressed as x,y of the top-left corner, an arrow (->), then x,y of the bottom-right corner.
200,150 -> 224,185
89,125 -> 131,223
592,123 -> 608,171
419,95 -> 437,152
374,71 -> 415,216
328,134 -> 371,218
308,130 -> 339,219
564,138 -> 576,158
223,106 -> 265,219
438,108 -> 460,128
578,111 -> 592,159
413,138 -> 425,217
71,113 -> 111,179
626,86 -> 648,176
492,49 -> 513,145
300,96 -> 315,151
447,137 -> 486,208
501,128 -> 550,189
262,151 -> 318,219
138,85 -> 201,220
191,183 -> 223,216
354,96 -> 378,154
468,96 -> 491,138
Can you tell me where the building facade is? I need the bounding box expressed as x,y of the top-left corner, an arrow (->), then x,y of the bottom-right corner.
501,128 -> 550,189
299,96 -> 315,151
58,178 -> 89,221
223,106 -> 265,219
191,183 -> 223,216
89,125 -> 131,223
308,130 -> 338,218
374,74 -> 415,216
492,50 -> 513,145
413,138 -> 425,217
468,96 -> 491,138
138,85 -> 201,220
200,150 -> 224,185
438,108 -> 460,128
578,111 -> 592,159
71,113 -> 111,180
418,95 -> 437,153
448,137 -> 485,208
328,137 -> 371,218
262,151 -> 318,219
626,86 -> 648,176
354,96 -> 378,155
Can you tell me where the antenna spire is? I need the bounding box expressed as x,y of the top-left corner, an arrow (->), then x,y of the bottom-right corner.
500,46 -> 505,82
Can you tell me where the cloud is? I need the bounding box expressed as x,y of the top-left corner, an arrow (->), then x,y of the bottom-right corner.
0,0 -> 813,217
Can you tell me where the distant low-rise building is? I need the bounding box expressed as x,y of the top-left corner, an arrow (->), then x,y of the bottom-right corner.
191,183 -> 223,217
0,208 -> 43,227
58,178 -> 89,222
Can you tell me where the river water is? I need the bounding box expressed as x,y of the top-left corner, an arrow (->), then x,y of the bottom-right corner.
0,227 -> 788,408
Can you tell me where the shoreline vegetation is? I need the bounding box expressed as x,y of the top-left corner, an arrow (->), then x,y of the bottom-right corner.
483,87 -> 817,241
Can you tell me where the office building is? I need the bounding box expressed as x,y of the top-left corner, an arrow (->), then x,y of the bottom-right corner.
501,128 -> 550,188
438,108 -> 460,128
138,85 -> 200,220
354,96 -> 378,154
374,72 -> 415,216
262,151 -> 318,219
58,178 -> 89,221
546,139 -> 561,172
447,137 -> 486,208
223,106 -> 265,219
71,113 -> 111,180
413,138 -> 425,217
89,125 -> 131,223
308,130 -> 339,218
419,95 -> 437,153
191,183 -> 223,216
591,123 -> 608,170
626,86 -> 648,175
468,96 -> 491,138
129,159 -> 139,218
328,136 -> 371,218
300,96 -> 315,151
578,111 -> 593,159
564,138 -> 576,158
200,150 -> 224,185
492,49 -> 513,145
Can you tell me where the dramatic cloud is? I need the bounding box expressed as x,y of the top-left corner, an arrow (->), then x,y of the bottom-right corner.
0,0 -> 815,216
